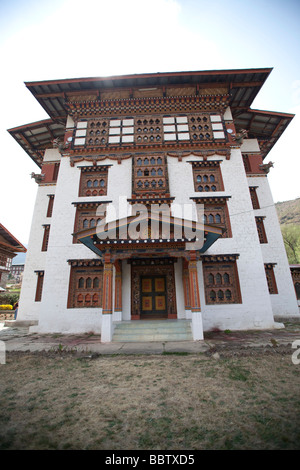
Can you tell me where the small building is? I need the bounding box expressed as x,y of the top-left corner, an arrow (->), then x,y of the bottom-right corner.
0,224 -> 26,290
8,68 -> 299,341
10,252 -> 26,283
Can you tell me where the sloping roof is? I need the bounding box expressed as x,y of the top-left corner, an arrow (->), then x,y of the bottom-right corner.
73,212 -> 223,259
234,108 -> 294,159
0,223 -> 27,253
23,68 -> 273,121
8,119 -> 65,167
8,68 -> 294,165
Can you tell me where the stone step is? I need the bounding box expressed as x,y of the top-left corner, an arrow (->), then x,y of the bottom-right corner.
112,320 -> 193,342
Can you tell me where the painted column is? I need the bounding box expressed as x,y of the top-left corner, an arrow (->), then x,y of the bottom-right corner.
188,260 -> 201,312
182,259 -> 191,319
114,259 -> 122,322
188,253 -> 204,340
101,253 -> 114,342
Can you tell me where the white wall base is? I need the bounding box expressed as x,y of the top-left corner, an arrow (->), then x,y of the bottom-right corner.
191,311 -> 204,340
113,311 -> 122,322
185,309 -> 192,320
101,314 -> 114,342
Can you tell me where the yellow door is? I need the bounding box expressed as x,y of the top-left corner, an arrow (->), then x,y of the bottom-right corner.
141,276 -> 167,317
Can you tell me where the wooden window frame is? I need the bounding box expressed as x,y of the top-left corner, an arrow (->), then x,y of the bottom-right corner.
255,216 -> 268,243
67,260 -> 103,308
52,163 -> 60,182
78,165 -> 110,197
202,255 -> 242,305
163,116 -> 190,142
41,225 -> 50,252
132,154 -> 170,198
243,154 -> 251,173
193,196 -> 232,238
46,195 -> 55,217
191,160 -> 224,193
0,250 -> 13,270
108,118 -> 135,144
72,201 -> 109,242
35,271 -> 44,302
249,186 -> 260,209
264,263 -> 278,294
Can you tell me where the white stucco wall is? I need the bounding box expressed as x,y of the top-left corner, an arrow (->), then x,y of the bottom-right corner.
17,148 -> 61,323
168,147 -> 276,331
247,176 -> 299,317
33,153 -> 132,334
17,184 -> 51,322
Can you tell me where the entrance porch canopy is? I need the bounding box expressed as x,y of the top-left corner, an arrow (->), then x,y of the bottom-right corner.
73,212 -> 223,261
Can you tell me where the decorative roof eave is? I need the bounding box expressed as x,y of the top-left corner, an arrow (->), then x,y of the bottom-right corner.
24,68 -> 273,120
68,141 -> 230,159
8,119 -> 65,168
12,68 -> 292,161
234,108 -> 294,159
65,93 -> 230,119
73,212 -> 223,260
0,224 -> 27,253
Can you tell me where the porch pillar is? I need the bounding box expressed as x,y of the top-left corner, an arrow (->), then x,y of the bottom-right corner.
114,260 -> 122,322
101,253 -> 114,342
188,254 -> 204,341
182,259 -> 191,318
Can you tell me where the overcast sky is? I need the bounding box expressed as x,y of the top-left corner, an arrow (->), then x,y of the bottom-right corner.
0,0 -> 299,245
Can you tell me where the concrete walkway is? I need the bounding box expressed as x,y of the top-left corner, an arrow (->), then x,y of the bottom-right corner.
1,319 -> 300,355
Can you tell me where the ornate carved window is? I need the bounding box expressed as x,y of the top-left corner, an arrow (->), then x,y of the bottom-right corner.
135,117 -> 162,144
202,255 -> 241,304
86,118 -> 109,146
162,114 -> 225,142
132,154 -> 169,198
35,271 -> 44,302
67,260 -> 103,308
193,196 -> 231,238
255,217 -> 268,243
74,118 -> 135,147
78,165 -> 109,197
192,161 -> 224,192
73,201 -> 108,241
73,113 -> 226,149
249,187 -> 260,209
264,263 -> 278,294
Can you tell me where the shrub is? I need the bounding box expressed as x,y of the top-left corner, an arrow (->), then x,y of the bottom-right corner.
0,305 -> 13,310
0,293 -> 19,307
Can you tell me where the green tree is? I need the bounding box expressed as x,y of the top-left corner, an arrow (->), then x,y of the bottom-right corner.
281,225 -> 300,264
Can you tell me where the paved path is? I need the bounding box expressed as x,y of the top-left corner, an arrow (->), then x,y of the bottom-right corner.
1,320 -> 300,355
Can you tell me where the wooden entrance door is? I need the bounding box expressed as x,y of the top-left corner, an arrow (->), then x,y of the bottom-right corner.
141,275 -> 167,318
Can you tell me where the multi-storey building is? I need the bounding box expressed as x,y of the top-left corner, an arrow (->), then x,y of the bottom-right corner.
10,262 -> 25,284
0,224 -> 26,290
9,68 -> 299,341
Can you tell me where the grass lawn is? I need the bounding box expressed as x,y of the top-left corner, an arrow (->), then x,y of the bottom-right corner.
0,350 -> 299,450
